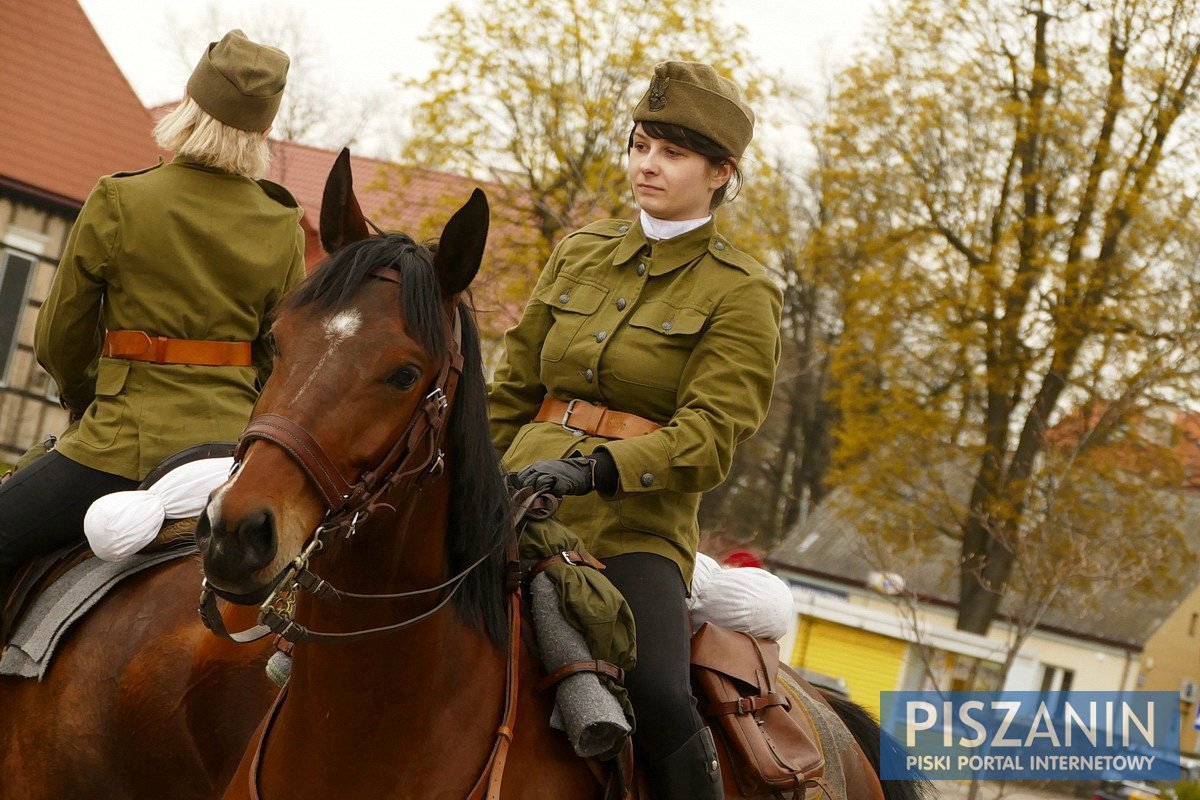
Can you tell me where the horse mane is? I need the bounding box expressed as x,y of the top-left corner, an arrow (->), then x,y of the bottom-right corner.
286,235 -> 513,647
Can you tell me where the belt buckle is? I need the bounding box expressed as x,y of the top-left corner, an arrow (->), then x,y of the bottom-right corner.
560,398 -> 585,436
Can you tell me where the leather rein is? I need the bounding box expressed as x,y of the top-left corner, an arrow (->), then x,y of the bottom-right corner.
197,265 -> 525,800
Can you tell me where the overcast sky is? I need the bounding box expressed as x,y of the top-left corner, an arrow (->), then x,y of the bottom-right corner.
77,0 -> 882,158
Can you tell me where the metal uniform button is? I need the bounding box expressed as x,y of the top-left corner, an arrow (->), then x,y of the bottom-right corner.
662,321 -> 672,331
559,293 -> 570,303
618,225 -> 629,233
636,263 -> 646,277
640,473 -> 654,487
584,369 -> 594,383
616,298 -> 627,311
715,241 -> 725,251
595,331 -> 607,342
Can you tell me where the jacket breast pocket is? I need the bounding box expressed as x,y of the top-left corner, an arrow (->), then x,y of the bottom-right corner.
610,301 -> 709,392
536,275 -> 608,363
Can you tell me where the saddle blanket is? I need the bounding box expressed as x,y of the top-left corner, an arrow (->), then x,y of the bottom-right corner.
0,543 -> 195,680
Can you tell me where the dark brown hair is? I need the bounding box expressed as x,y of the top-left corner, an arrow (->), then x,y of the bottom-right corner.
628,121 -> 743,209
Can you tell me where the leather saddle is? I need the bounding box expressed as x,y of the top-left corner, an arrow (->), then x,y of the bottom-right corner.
0,442 -> 234,649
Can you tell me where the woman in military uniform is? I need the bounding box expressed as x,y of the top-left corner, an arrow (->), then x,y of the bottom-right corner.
490,61 -> 782,800
0,30 -> 305,596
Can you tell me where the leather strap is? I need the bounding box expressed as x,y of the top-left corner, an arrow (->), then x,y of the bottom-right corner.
702,692 -> 791,717
534,397 -> 661,439
198,586 -> 274,644
536,659 -> 625,691
525,549 -> 604,585
103,330 -> 252,366
236,413 -> 358,511
466,584 -> 523,800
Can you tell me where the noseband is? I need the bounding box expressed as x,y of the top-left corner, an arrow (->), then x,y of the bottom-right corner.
199,265 -> 482,645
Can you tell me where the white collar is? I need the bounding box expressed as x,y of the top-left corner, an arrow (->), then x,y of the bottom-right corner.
639,210 -> 712,241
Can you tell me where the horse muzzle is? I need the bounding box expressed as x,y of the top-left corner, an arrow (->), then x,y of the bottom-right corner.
196,505 -> 281,598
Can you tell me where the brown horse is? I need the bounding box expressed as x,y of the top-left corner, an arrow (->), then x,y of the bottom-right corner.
0,557 -> 277,800
198,151 -> 927,800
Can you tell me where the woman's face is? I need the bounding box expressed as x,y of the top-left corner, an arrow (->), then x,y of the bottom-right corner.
627,124 -> 733,221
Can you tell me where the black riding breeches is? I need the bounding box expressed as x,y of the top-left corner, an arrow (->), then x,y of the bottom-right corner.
0,451 -> 137,590
600,551 -> 705,762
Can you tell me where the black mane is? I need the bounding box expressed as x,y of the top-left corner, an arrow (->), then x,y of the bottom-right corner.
287,235 -> 513,647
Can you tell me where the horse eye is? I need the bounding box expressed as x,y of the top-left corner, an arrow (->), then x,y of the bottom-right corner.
264,332 -> 279,358
386,365 -> 421,390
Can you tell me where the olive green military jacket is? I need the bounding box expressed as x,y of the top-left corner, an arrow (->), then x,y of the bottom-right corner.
35,157 -> 306,481
489,217 -> 782,587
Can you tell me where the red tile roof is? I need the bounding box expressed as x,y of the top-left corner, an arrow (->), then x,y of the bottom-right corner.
267,140 -> 477,238
265,139 -> 540,335
0,0 -> 161,206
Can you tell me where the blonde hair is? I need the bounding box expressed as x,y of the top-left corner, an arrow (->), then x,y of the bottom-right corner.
153,97 -> 272,179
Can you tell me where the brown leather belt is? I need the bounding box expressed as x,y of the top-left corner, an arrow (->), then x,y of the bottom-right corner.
103,330 -> 252,367
533,397 -> 661,439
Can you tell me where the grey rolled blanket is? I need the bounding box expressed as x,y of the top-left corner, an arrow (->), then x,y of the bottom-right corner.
530,572 -> 631,760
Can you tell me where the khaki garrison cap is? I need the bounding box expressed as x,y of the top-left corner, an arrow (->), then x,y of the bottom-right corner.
632,61 -> 755,157
186,29 -> 289,132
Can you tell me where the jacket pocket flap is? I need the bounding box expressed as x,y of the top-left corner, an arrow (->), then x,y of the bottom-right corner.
94,359 -> 131,396
537,276 -> 608,314
628,301 -> 707,335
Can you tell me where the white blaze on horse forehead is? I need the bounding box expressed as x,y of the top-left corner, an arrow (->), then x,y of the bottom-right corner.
324,310 -> 362,340
294,309 -> 363,401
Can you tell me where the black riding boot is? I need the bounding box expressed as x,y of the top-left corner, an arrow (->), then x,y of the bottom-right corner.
646,726 -> 724,800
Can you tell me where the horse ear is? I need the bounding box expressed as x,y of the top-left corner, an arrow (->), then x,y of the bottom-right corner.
320,148 -> 371,253
433,189 -> 489,297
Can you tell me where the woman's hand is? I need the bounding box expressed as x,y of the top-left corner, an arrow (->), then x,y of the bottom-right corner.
515,457 -> 596,496
514,450 -> 618,497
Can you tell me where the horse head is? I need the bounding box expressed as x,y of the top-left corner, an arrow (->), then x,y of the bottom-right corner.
196,150 -> 502,633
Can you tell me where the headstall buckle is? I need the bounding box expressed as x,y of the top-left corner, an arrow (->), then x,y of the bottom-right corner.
425,387 -> 448,417
429,449 -> 445,477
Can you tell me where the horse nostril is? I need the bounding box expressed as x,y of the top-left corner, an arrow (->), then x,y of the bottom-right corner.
195,508 -> 213,550
238,509 -> 277,571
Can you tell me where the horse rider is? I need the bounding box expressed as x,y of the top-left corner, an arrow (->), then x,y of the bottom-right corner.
490,61 -> 783,800
0,30 -> 305,598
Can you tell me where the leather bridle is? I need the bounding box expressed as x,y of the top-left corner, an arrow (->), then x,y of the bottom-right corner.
198,251 -> 535,800
198,265 -> 478,645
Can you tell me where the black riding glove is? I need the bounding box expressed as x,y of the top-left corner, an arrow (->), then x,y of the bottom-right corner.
515,450 -> 618,497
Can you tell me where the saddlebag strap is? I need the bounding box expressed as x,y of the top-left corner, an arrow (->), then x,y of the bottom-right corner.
703,692 -> 791,717
537,659 -> 625,691
237,413 -> 356,510
534,397 -> 662,439
104,330 -> 252,366
525,549 -> 605,585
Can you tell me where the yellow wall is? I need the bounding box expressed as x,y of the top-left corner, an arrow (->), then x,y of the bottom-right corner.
791,616 -> 908,718
1139,582 -> 1200,754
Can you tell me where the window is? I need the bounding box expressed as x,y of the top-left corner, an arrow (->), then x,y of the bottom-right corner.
1039,665 -> 1075,693
0,249 -> 36,385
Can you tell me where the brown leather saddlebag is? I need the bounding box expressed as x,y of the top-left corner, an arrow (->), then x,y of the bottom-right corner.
691,622 -> 825,799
